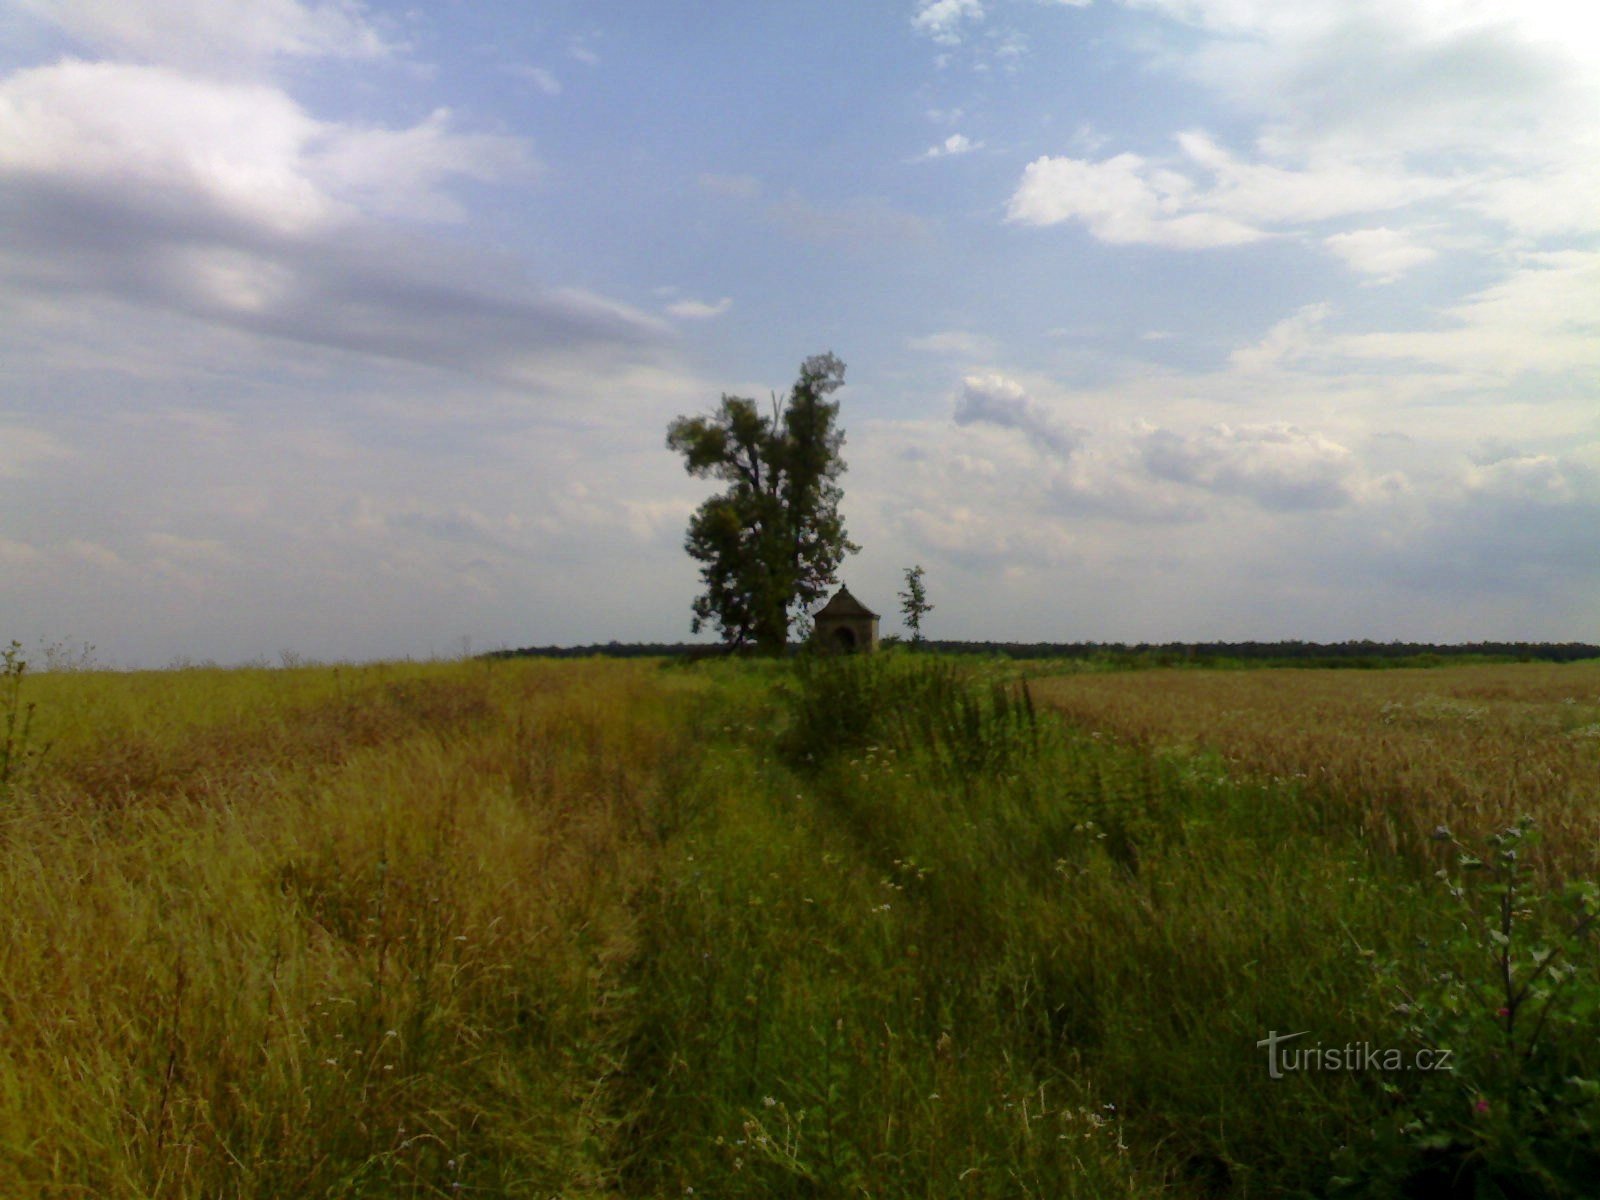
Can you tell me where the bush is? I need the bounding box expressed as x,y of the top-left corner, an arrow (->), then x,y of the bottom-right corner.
1338,819 -> 1600,1197
781,652 -> 1039,781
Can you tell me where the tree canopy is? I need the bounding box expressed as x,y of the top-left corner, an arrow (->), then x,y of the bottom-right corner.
666,353 -> 856,653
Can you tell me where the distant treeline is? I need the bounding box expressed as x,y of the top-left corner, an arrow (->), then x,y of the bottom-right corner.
488,639 -> 1600,667
918,639 -> 1600,667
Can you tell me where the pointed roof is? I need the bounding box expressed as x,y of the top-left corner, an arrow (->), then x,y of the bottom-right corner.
815,585 -> 879,620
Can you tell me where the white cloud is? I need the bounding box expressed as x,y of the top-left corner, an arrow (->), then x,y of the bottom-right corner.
312,107 -> 534,223
1008,133 -> 1451,249
0,59 -> 654,380
0,60 -> 332,235
1139,422 -> 1359,511
1335,251 -> 1600,378
1464,452 -> 1592,507
1173,130 -> 1449,225
1008,152 -> 1265,247
1227,303 -> 1333,373
1468,158 -> 1600,239
1324,227 -> 1437,282
665,296 -> 732,320
912,0 -> 986,45
0,62 -> 531,234
16,0 -> 388,73
919,132 -> 982,159
1112,0 -> 1600,241
953,374 -> 1082,456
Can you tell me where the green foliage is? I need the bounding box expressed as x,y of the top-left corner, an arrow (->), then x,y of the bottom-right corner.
666,354 -> 857,653
898,564 -> 934,646
1337,819 -> 1600,1197
781,652 -> 1038,782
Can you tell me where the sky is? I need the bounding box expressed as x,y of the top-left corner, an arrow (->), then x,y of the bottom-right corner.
2,0 -> 1598,666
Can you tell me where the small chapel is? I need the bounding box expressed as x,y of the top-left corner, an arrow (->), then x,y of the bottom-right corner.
812,585 -> 880,653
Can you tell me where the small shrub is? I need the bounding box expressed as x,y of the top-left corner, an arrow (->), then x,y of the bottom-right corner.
1338,819 -> 1600,1197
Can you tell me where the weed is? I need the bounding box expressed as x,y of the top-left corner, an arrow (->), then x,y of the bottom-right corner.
1339,819 -> 1600,1196
1,640 -> 50,799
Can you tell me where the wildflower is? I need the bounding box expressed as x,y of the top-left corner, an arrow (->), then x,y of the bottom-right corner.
1475,1097 -> 1491,1115
1497,1007 -> 1510,1019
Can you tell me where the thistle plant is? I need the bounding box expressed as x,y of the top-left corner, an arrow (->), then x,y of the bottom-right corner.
1338,818 -> 1600,1196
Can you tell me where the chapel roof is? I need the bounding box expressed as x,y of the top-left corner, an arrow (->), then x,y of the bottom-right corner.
814,585 -> 879,620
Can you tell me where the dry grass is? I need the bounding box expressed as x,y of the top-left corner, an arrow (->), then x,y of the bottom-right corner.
0,658 -> 698,1197
1031,661 -> 1600,873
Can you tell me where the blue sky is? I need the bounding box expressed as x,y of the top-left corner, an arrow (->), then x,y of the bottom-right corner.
2,0 -> 1598,665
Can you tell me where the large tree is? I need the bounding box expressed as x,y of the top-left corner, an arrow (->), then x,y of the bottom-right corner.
667,353 -> 857,653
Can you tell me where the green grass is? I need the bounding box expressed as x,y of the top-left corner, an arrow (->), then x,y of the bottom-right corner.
2,650 -> 1597,1196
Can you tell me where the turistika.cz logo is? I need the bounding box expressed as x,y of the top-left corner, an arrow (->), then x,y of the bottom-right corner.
1256,1030 -> 1453,1080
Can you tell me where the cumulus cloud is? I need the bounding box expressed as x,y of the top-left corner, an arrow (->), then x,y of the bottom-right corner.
1139,423 -> 1359,511
1007,152 -> 1265,248
1464,451 -> 1597,508
953,374 -> 1082,456
920,133 -> 982,159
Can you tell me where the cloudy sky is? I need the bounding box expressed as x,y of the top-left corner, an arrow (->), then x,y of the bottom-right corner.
2,0 -> 1597,665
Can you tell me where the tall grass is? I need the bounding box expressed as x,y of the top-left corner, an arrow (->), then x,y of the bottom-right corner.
4,651 -> 1597,1196
618,653 -> 1433,1196
1,658 -> 696,1196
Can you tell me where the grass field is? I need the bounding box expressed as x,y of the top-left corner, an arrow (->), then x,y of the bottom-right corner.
3,651 -> 1598,1197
